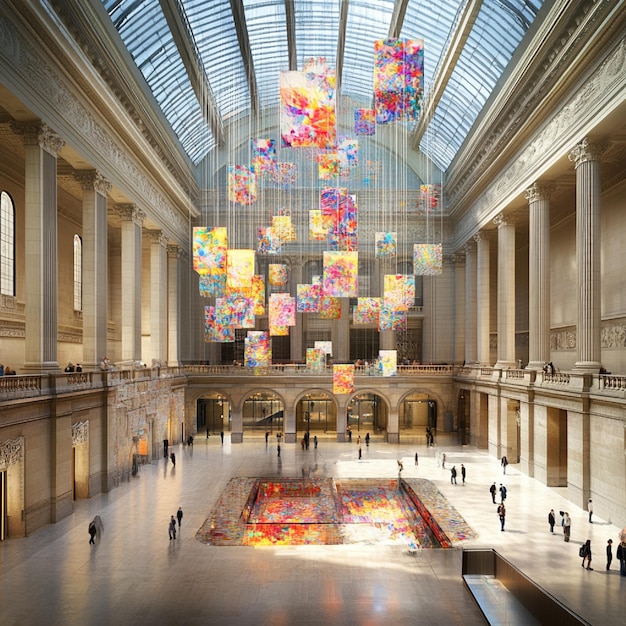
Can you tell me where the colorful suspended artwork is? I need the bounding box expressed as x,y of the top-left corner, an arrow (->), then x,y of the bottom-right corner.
316,152 -> 340,180
333,364 -> 354,395
297,283 -> 321,313
279,59 -> 336,149
227,249 -> 255,290
355,109 -> 375,135
251,139 -> 277,175
319,295 -> 341,319
216,295 -> 255,329
337,136 -> 359,169
315,341 -> 333,356
323,251 -> 358,297
205,305 -> 235,342
257,227 -> 281,255
228,165 -> 257,205
245,331 -> 271,368
272,214 -> 296,242
379,350 -> 397,377
250,275 -> 266,315
269,264 -> 289,288
309,210 -> 328,240
306,348 -> 326,370
378,304 -> 407,332
375,232 -> 397,258
199,274 -> 226,297
270,162 -> 297,188
384,275 -> 415,311
193,226 -> 227,276
414,243 -> 443,275
321,188 -> 358,251
269,293 -> 296,329
353,297 -> 381,324
418,184 -> 441,213
374,38 -> 424,124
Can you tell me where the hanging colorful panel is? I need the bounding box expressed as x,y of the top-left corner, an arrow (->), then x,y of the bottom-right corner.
417,184 -> 441,214
309,210 -> 328,240
354,297 -> 381,324
270,162 -> 297,188
336,136 -> 359,169
297,283 -> 321,313
227,249 -> 255,289
205,305 -> 235,342
199,274 -> 227,297
269,293 -> 296,329
272,214 -> 296,242
250,275 -> 266,315
228,165 -> 257,205
323,251 -> 358,297
374,38 -> 424,123
375,232 -> 397,258
333,364 -> 354,395
315,341 -> 333,356
379,304 -> 407,331
316,152 -> 340,180
279,59 -> 336,148
193,227 -> 227,277
383,275 -> 415,311
257,227 -> 281,255
269,264 -> 289,288
306,348 -> 326,370
379,350 -> 397,377
329,193 -> 358,252
251,139 -> 277,175
319,295 -> 341,319
354,109 -> 375,135
245,331 -> 271,368
414,243 -> 443,275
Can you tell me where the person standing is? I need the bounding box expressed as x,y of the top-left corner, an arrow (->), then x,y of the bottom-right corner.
441,453 -> 446,469
548,509 -> 556,533
220,431 -> 224,445
314,435 -> 318,449
88,518 -> 97,544
497,503 -> 506,531
169,515 -> 177,540
415,452 -> 419,466
170,452 -> 176,467
581,539 -> 593,570
450,466 -> 457,484
501,456 -> 508,474
499,484 -> 507,503
176,507 -> 183,528
617,540 -> 626,576
587,499 -> 593,523
490,482 -> 497,504
265,431 -> 269,444
461,464 -> 466,484
277,443 -> 281,457
606,539 -> 613,571
563,512 -> 571,542
358,447 -> 362,460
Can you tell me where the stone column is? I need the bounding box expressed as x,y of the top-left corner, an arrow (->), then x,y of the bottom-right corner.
387,408 -> 399,444
78,172 -> 111,369
494,214 -> 516,369
116,204 -> 145,363
167,244 -> 181,367
452,254 -> 466,364
17,123 -> 64,372
464,241 -> 477,364
568,138 -> 609,372
525,183 -> 554,370
149,231 -> 168,365
475,231 -> 491,365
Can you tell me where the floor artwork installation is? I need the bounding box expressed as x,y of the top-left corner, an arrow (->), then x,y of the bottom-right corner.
196,477 -> 477,547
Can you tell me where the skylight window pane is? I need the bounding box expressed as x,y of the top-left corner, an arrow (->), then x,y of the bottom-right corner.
294,0 -> 340,68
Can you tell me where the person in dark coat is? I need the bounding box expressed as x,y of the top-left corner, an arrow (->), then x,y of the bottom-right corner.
497,504 -> 506,531
169,515 -> 177,540
176,507 -> 183,528
450,466 -> 457,484
170,452 -> 176,467
606,539 -> 613,570
88,519 -> 97,544
617,540 -> 626,576
581,539 -> 593,570
490,482 -> 497,504
499,484 -> 507,503
461,464 -> 466,483
548,509 -> 556,533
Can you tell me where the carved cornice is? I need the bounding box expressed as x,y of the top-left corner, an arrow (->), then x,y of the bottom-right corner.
0,436 -> 24,470
72,420 -> 89,446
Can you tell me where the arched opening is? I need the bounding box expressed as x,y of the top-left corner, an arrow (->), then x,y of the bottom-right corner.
400,393 -> 437,438
241,392 -> 283,433
196,393 -> 231,436
347,393 -> 388,435
296,391 -> 337,434
457,390 -> 470,445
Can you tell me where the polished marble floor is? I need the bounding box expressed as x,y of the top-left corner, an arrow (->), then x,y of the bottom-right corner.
1,433 -> 624,625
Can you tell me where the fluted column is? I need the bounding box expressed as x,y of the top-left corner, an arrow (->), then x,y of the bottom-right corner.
117,204 -> 145,362
568,138 -> 609,372
149,231 -> 168,364
526,183 -> 554,370
475,231 -> 491,365
464,241 -> 477,364
78,171 -> 111,369
167,244 -> 181,367
16,123 -> 64,372
452,254 -> 466,364
494,214 -> 516,368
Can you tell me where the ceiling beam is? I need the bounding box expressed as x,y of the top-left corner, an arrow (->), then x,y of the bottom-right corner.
285,0 -> 297,71
335,0 -> 350,93
388,0 -> 410,39
159,0 -> 225,146
410,0 -> 482,150
230,0 -> 260,114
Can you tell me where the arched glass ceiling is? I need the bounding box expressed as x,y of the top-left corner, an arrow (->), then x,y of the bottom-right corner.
100,0 -> 544,170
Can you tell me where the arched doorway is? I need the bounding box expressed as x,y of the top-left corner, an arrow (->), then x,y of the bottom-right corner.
347,393 -> 387,435
197,393 -> 231,436
296,392 -> 337,434
400,393 -> 437,440
241,392 -> 284,433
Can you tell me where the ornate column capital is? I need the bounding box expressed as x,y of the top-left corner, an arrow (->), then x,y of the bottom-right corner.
493,213 -> 514,229
11,121 -> 64,155
149,230 -> 167,247
167,244 -> 181,259
473,230 -> 491,244
76,171 -> 112,196
524,182 -> 556,204
568,137 -> 610,168
116,204 -> 145,226
463,240 -> 476,255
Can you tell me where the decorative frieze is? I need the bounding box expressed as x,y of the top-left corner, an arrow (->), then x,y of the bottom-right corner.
72,421 -> 89,446
0,436 -> 24,470
550,328 -> 576,350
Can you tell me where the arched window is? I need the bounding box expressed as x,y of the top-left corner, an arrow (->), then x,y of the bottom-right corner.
73,234 -> 82,311
0,191 -> 15,296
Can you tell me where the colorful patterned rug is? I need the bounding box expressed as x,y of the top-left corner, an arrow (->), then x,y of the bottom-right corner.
196,477 -> 476,547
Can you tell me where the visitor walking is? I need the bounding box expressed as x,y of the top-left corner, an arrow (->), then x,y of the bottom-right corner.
88,518 -> 97,544
277,443 -> 281,457
490,482 -> 497,504
499,484 -> 507,503
170,452 -> 176,467
415,452 -> 418,466
441,452 -> 446,469
461,464 -> 466,484
501,455 -> 508,474
450,466 -> 457,484
581,539 -> 593,570
497,503 -> 506,531
548,509 -> 556,533
358,447 -> 362,460
169,515 -> 177,540
606,539 -> 613,570
587,499 -> 593,523
176,507 -> 183,528
563,512 -> 571,542
220,431 -> 224,444
617,540 -> 626,576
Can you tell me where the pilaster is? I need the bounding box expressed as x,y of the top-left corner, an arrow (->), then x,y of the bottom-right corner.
149,231 -> 168,364
167,244 -> 181,366
474,231 -> 491,365
493,213 -> 516,368
464,241 -> 477,364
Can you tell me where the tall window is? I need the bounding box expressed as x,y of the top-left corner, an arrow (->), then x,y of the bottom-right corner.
73,234 -> 82,311
0,191 -> 15,296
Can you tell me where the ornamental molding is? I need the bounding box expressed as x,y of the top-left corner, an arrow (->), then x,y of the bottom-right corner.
167,244 -> 181,259
10,121 -> 64,154
524,182 -> 556,204
0,436 -> 24,470
149,230 -> 167,247
75,171 -> 113,196
568,138 -> 611,168
72,420 -> 89,446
